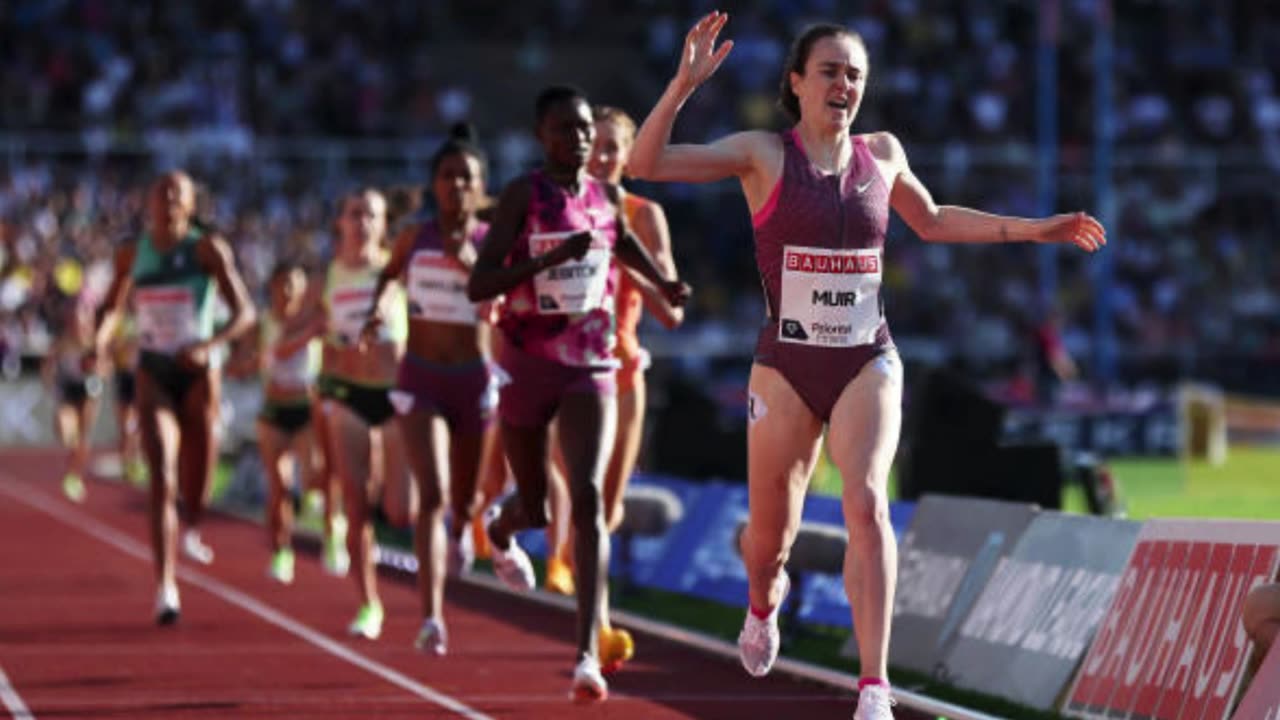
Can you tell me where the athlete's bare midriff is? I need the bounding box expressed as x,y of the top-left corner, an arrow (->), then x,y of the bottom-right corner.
327,342 -> 398,385
404,318 -> 490,365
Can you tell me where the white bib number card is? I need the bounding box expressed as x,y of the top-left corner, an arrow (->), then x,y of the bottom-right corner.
135,286 -> 198,352
778,246 -> 882,347
330,284 -> 376,345
530,231 -> 610,315
408,250 -> 477,325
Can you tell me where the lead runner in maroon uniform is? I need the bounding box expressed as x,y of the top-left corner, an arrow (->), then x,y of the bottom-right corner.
630,12 -> 1105,720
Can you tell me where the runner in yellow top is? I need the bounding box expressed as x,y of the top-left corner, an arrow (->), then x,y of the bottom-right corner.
323,188 -> 416,640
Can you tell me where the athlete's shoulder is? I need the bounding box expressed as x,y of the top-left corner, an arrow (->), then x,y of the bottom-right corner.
860,132 -> 906,162
738,128 -> 782,145
623,189 -> 658,212
625,192 -> 666,227
194,227 -> 235,272
732,129 -> 784,156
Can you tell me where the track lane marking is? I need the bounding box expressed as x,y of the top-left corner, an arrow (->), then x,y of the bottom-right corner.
0,478 -> 492,720
0,665 -> 35,720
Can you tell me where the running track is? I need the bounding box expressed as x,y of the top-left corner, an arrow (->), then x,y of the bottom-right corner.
0,448 -> 929,719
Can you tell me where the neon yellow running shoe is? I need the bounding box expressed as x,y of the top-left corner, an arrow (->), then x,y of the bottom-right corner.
347,602 -> 384,640
62,473 -> 86,503
125,458 -> 149,487
267,547 -> 295,584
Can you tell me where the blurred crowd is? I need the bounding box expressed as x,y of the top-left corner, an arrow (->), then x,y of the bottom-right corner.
3,0 -> 1280,392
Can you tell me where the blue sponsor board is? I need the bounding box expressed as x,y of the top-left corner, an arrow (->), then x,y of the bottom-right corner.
1002,406 -> 1177,457
518,472 -> 916,628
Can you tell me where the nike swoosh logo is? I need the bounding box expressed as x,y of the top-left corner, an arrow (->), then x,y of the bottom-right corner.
855,177 -> 876,194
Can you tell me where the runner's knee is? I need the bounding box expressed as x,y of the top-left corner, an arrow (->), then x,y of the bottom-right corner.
842,480 -> 890,533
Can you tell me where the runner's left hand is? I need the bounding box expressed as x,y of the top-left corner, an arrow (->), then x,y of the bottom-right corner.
1035,212 -> 1106,252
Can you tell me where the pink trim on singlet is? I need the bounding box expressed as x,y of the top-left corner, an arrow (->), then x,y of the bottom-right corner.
751,129 -> 800,230
751,174 -> 783,229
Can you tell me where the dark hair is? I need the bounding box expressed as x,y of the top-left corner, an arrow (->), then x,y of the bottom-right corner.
534,85 -> 589,126
269,258 -> 305,283
430,122 -> 487,182
777,24 -> 863,122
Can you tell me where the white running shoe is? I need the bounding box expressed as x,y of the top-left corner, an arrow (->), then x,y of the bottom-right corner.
446,530 -> 475,577
737,572 -> 791,677
570,655 -> 608,703
485,509 -> 534,591
491,539 -> 535,592
413,618 -> 447,656
853,684 -> 896,720
181,528 -> 214,565
154,583 -> 181,626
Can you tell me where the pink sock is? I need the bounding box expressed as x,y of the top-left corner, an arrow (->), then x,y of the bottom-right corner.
858,677 -> 888,690
749,604 -> 773,620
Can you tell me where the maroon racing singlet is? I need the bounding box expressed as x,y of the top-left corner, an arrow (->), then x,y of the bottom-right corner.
752,129 -> 895,423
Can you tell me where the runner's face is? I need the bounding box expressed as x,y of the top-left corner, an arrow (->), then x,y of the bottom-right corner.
538,98 -> 595,173
338,193 -> 386,252
433,152 -> 483,218
148,175 -> 195,237
270,269 -> 306,312
588,120 -> 630,184
791,35 -> 868,132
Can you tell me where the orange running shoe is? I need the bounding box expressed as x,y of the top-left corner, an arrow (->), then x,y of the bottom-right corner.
598,626 -> 635,674
544,556 -> 576,595
471,514 -> 491,561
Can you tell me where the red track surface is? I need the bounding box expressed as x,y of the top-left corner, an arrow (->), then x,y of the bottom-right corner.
0,448 -> 921,720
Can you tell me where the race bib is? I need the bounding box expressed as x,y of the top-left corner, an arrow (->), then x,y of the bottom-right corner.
530,231 -> 610,315
329,284 -> 376,346
778,246 -> 882,347
267,344 -> 314,389
135,286 -> 198,352
407,250 -> 477,325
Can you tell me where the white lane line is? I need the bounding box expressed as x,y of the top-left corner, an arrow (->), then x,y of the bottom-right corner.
22,691 -> 840,708
0,480 -> 491,720
0,665 -> 35,720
